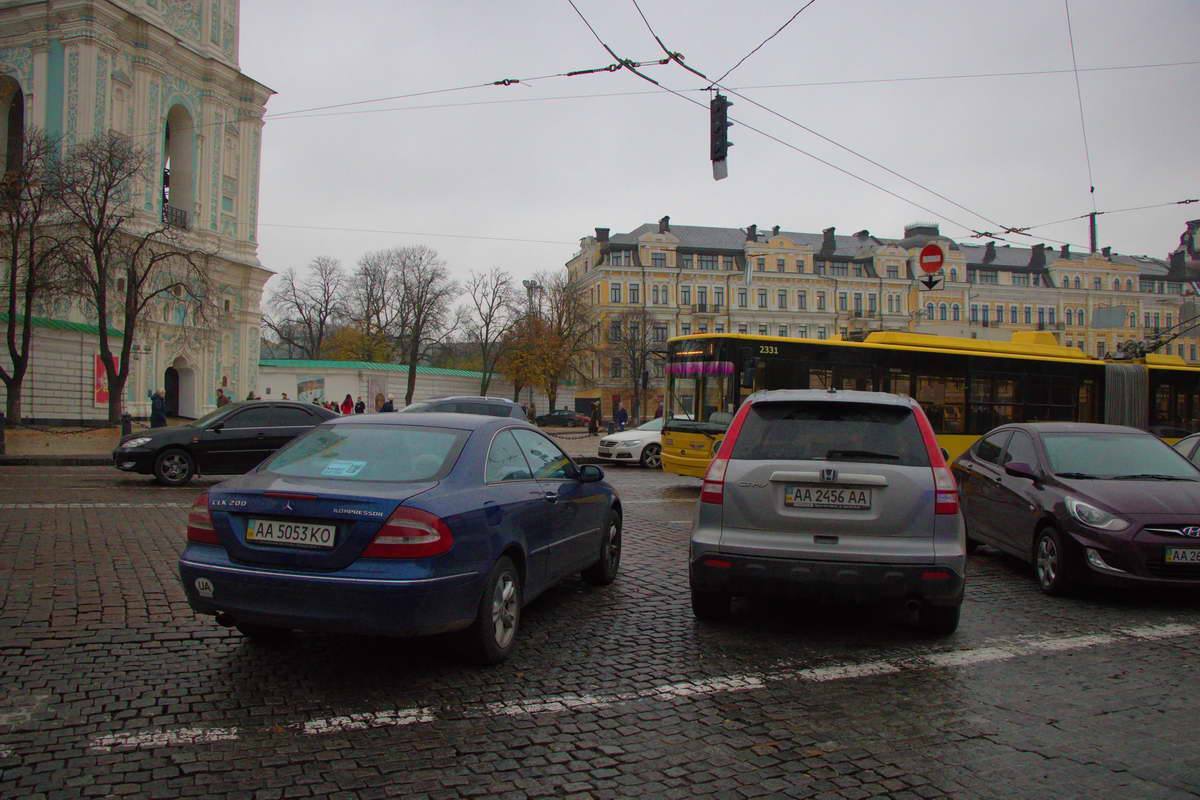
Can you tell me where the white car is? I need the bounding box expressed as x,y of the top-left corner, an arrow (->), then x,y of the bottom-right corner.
597,418 -> 663,468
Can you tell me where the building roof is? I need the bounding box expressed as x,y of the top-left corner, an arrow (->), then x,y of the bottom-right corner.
258,359 -> 487,380
609,223 -> 748,251
0,312 -> 123,338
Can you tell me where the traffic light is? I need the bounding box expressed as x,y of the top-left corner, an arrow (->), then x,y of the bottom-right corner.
709,93 -> 732,179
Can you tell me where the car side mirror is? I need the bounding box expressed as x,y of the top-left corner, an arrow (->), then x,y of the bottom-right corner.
940,448 -> 950,462
1004,461 -> 1039,481
209,422 -> 224,433
578,464 -> 604,483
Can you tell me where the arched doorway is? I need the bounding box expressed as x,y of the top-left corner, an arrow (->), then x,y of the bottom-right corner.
0,76 -> 25,173
165,356 -> 197,418
162,104 -> 195,228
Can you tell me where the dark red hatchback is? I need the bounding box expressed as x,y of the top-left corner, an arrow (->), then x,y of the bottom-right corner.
952,422 -> 1200,594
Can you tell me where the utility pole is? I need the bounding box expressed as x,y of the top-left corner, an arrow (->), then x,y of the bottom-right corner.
1089,211 -> 1098,253
522,279 -> 540,414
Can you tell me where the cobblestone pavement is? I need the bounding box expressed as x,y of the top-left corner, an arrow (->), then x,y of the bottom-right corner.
1,466 -> 1199,799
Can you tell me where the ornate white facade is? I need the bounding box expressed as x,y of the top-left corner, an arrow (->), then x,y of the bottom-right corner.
0,0 -> 272,422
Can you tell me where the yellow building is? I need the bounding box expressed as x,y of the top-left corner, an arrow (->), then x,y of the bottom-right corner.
567,218 -> 1198,419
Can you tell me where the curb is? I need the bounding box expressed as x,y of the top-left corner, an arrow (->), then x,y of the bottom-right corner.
0,455 -> 112,467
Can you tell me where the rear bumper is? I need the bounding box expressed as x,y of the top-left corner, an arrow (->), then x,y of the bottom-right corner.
661,452 -> 710,478
179,551 -> 483,637
689,553 -> 964,606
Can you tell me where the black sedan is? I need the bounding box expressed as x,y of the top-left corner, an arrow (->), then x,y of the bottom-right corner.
952,422 -> 1200,595
535,409 -> 589,427
114,401 -> 337,486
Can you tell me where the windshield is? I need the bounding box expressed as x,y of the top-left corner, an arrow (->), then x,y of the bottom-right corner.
730,402 -> 930,467
1042,433 -> 1200,480
636,418 -> 663,432
400,402 -> 432,413
665,359 -> 733,434
263,424 -> 468,482
190,404 -> 238,428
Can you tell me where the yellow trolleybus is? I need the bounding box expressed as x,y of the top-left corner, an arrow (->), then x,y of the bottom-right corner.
661,331 -> 1200,478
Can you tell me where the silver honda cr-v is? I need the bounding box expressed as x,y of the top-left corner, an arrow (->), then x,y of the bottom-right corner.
689,389 -> 965,634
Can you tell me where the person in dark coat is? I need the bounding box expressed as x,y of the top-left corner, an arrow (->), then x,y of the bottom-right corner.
380,395 -> 396,413
340,394 -> 354,415
216,388 -> 229,407
149,389 -> 167,428
354,396 -> 366,414
588,403 -> 600,436
615,403 -> 628,431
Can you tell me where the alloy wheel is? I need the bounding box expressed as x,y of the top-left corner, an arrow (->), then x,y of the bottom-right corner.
491,572 -> 518,649
605,520 -> 622,572
642,444 -> 662,469
1037,535 -> 1058,590
161,453 -> 189,481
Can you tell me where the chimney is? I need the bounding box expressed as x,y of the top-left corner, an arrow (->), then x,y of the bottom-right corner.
595,227 -> 610,243
854,229 -> 870,239
822,226 -> 836,253
746,224 -> 758,242
772,225 -> 780,236
1059,243 -> 1070,259
1102,246 -> 1112,259
1170,249 -> 1186,274
658,215 -> 670,233
1030,243 -> 1046,269
983,241 -> 996,264
904,222 -> 940,239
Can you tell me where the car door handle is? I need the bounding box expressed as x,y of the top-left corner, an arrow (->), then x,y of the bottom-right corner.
543,492 -> 559,504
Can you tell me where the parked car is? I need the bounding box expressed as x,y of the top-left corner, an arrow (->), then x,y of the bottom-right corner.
113,401 -> 337,486
535,409 -> 589,427
598,418 -> 663,468
178,413 -> 622,663
1171,432 -> 1200,466
689,389 -> 964,634
401,395 -> 527,419
952,422 -> 1200,595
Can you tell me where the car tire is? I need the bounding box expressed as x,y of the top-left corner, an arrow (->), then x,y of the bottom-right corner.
1034,525 -> 1077,596
917,603 -> 961,635
465,556 -> 522,665
235,622 -> 292,643
691,589 -> 731,622
965,536 -> 980,554
582,510 -> 621,586
154,448 -> 195,486
639,443 -> 663,470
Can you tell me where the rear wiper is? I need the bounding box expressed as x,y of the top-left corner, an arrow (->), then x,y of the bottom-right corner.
1110,474 -> 1196,481
825,450 -> 899,461
1055,472 -> 1100,479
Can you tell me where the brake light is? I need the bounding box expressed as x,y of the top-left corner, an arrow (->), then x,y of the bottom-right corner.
700,458 -> 729,504
909,401 -> 959,516
186,492 -> 220,544
362,507 -> 454,558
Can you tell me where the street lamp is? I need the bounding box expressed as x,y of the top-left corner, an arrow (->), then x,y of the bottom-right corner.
521,279 -> 541,414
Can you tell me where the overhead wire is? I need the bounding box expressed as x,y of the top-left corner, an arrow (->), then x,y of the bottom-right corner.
1064,0 -> 1097,211
711,1 -> 819,86
1013,199 -> 1200,233
623,0 -> 1084,249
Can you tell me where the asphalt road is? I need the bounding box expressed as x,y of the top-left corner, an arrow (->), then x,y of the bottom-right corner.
1,465 -> 1198,798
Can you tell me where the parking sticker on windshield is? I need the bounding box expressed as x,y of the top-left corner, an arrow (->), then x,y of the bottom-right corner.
321,460 -> 367,478
194,577 -> 214,598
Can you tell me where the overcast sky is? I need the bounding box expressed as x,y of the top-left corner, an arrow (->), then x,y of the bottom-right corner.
240,0 -> 1200,285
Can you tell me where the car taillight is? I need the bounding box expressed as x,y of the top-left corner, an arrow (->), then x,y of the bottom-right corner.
700,458 -> 729,504
362,507 -> 454,558
909,401 -> 959,516
933,467 -> 959,515
186,492 -> 220,544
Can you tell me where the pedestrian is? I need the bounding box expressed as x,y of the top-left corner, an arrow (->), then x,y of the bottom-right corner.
589,402 -> 600,436
615,402 -> 628,432
281,392 -> 289,400
381,395 -> 395,412
216,388 -> 229,407
354,396 -> 366,414
340,393 -> 354,415
245,390 -> 256,401
149,389 -> 167,428
654,400 -> 663,419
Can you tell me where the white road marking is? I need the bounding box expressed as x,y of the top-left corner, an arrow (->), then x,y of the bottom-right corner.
89,726 -> 239,752
620,499 -> 695,505
82,623 -> 1198,750
300,707 -> 435,734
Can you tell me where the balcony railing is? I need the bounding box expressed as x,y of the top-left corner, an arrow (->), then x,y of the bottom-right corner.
163,204 -> 190,230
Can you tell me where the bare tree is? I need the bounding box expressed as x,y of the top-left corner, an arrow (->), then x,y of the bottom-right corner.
0,130 -> 66,422
395,245 -> 460,405
609,306 -> 656,423
57,132 -> 211,424
346,248 -> 406,362
262,256 -> 347,359
536,271 -> 595,411
464,267 -> 517,395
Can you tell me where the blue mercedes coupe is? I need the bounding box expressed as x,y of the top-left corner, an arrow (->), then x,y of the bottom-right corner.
178,413 -> 622,663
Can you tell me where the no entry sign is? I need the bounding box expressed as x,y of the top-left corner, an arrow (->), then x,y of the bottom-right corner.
918,243 -> 944,275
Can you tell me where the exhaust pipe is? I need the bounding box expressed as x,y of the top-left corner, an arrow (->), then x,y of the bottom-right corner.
215,612 -> 236,628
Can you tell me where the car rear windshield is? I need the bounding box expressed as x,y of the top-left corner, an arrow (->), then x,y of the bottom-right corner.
1041,433 -> 1200,480
263,424 -> 468,482
730,401 -> 930,467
